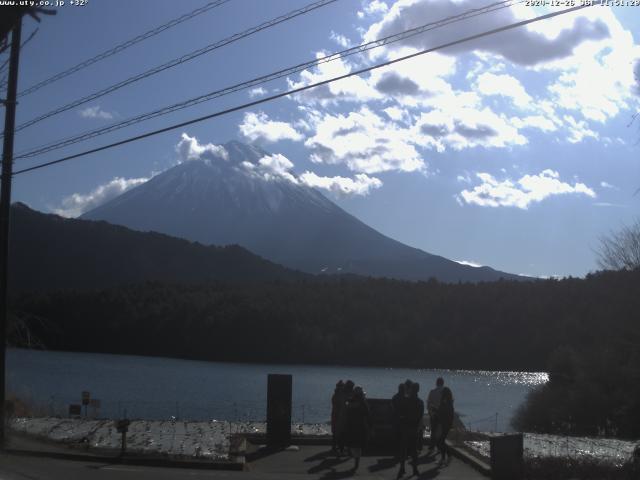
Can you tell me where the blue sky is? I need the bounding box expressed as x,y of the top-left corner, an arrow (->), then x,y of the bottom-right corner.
4,0 -> 640,278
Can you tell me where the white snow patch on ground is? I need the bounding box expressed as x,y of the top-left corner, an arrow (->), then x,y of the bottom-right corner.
465,433 -> 638,466
10,417 -> 330,460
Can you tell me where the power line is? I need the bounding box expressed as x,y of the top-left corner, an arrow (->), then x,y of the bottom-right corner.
15,0 -> 522,160
17,0 -> 232,98
0,28 -> 37,75
15,0 -> 519,159
9,0 -> 340,135
0,27 -> 38,94
13,3 -> 592,177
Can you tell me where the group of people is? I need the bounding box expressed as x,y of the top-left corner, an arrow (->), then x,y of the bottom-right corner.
330,380 -> 371,472
330,377 -> 454,475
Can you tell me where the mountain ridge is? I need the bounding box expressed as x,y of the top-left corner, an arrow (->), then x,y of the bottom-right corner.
8,202 -> 308,293
82,140 -> 525,283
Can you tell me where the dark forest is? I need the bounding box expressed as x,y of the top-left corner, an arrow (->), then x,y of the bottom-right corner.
10,268 -> 640,437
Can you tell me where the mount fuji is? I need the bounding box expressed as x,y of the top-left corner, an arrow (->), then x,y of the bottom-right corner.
82,140 -> 523,282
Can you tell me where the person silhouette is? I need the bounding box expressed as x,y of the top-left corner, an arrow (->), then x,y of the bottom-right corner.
331,380 -> 344,453
436,386 -> 454,466
391,383 -> 405,460
337,380 -> 355,454
427,377 -> 445,453
398,381 -> 423,477
344,386 -> 371,472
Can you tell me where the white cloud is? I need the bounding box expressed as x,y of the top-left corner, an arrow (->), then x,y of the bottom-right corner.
365,0 -> 388,15
541,8 -> 640,123
459,169 -> 596,209
593,202 -> 626,208
304,107 -> 425,174
239,111 -> 304,143
600,181 -> 618,190
242,153 -> 299,184
286,48 -> 454,108
412,103 -> 527,152
299,171 -> 382,196
175,133 -> 228,163
383,106 -> 409,122
283,1 -> 638,152
510,115 -> 558,133
475,72 -> 532,108
330,31 -> 351,48
248,87 -> 268,98
466,59 -> 505,81
358,0 -> 388,18
563,115 -> 599,143
239,151 -> 383,197
287,53 -> 382,106
363,0 -> 609,66
78,105 -> 115,120
53,177 -> 149,218
265,1 -> 640,191
368,52 -> 456,106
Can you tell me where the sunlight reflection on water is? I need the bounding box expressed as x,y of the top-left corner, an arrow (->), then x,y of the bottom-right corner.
8,348 -> 547,431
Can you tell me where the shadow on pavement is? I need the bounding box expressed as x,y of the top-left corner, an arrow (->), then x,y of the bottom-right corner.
368,456 -> 398,472
320,468 -> 359,479
416,466 -> 442,479
307,456 -> 349,474
245,445 -> 284,463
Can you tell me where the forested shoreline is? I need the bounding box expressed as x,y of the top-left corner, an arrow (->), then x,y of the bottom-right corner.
9,268 -> 640,437
9,268 -> 638,370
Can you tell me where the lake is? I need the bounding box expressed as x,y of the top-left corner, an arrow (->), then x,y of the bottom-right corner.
7,348 -> 547,432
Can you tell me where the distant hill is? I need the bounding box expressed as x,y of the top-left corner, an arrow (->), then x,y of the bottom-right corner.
8,202 -> 306,292
83,140 -> 525,283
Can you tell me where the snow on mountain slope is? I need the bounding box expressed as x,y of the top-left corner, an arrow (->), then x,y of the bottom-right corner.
82,141 -> 524,282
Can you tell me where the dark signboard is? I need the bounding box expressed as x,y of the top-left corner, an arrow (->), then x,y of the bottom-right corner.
116,419 -> 130,433
266,374 -> 292,447
68,404 -> 81,416
366,398 -> 395,448
490,433 -> 524,480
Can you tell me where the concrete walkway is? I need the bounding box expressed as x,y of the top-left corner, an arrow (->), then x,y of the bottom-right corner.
2,433 -> 487,479
246,445 -> 487,479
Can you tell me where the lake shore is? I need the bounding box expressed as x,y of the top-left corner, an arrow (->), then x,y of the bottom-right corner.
9,417 -> 331,460
10,417 -> 638,467
8,348 -> 547,430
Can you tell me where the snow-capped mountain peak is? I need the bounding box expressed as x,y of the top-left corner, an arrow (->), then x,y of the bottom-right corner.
82,141 -> 522,282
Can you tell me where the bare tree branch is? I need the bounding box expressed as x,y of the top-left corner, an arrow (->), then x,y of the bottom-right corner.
597,218 -> 640,270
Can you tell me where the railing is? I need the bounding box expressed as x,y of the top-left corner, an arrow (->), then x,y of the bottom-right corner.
462,412 -> 500,432
12,394 -> 329,425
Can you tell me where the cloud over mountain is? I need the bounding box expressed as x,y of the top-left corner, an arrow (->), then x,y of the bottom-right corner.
176,133 -> 229,163
239,111 -> 303,143
299,171 -> 382,196
53,176 -> 149,218
80,139 -> 522,282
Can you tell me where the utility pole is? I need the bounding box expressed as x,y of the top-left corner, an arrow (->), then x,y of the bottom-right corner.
0,17 -> 23,448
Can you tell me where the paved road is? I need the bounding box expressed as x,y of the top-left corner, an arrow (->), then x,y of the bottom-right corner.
0,446 -> 486,480
247,445 -> 485,479
0,454 -> 244,480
